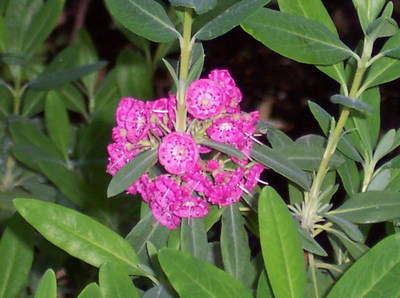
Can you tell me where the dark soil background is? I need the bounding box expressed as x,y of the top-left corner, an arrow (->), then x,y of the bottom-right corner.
61,0 -> 400,139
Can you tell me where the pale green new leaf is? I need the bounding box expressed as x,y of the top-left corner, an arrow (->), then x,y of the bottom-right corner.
241,8 -> 353,65
158,248 -> 252,298
78,283 -> 102,298
34,269 -> 57,298
352,0 -> 386,33
13,199 -> 145,276
104,0 -> 180,42
328,233 -> 400,297
259,186 -> 307,298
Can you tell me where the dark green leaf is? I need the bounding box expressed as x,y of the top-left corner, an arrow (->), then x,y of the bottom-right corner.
328,191 -> 400,223
22,0 -> 65,56
198,138 -> 245,160
0,15 -> 8,52
297,225 -> 327,257
14,199 -> 145,276
241,8 -> 353,65
158,248 -> 252,298
45,91 -> 71,161
276,144 -> 345,171
181,218 -> 208,262
107,149 -> 158,197
337,154 -> 360,196
0,214 -> 35,298
93,69 -> 120,118
330,94 -> 374,113
352,0 -> 386,33
125,212 -> 170,266
58,84 -> 87,115
251,143 -> 310,190
78,283 -> 102,298
221,204 -> 252,286
366,16 -> 398,41
258,186 -> 307,298
170,0 -> 216,14
21,89 -> 46,117
327,230 -> 368,260
29,61 -> 108,91
99,262 -> 139,298
374,129 -> 397,162
328,233 -> 400,297
34,269 -> 57,298
195,0 -> 268,40
266,126 -> 293,148
116,49 -> 154,99
104,0 -> 180,42
325,214 -> 364,243
308,101 -> 363,162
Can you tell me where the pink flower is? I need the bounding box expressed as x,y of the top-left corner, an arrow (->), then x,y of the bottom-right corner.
208,167 -> 245,206
146,97 -> 170,136
208,69 -> 236,90
240,111 -> 259,135
150,201 -> 181,229
224,86 -> 242,114
127,173 -> 153,202
243,163 -> 264,193
173,196 -> 209,218
158,132 -> 199,175
186,79 -> 225,119
116,97 -> 149,143
106,143 -> 136,176
206,115 -> 244,144
231,137 -> 253,166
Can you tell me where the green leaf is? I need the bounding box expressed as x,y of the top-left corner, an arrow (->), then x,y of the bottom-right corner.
374,129 -> 397,162
258,186 -> 307,298
116,49 -> 154,99
29,61 -> 108,91
256,270 -> 273,298
45,91 -> 71,161
251,143 -> 310,190
181,218 -> 208,262
330,94 -> 374,113
276,144 -> 345,171
0,214 -> 35,298
198,138 -> 245,160
142,285 -> 174,298
158,248 -> 252,298
308,101 -> 363,162
362,32 -> 400,89
337,154 -> 360,196
78,283 -> 102,298
59,84 -> 87,115
266,126 -> 293,147
194,0 -> 268,40
34,269 -> 57,298
170,0 -> 217,14
241,8 -> 353,65
328,233 -> 400,297
327,230 -> 368,260
0,15 -> 8,52
328,191 -> 400,223
125,211 -> 170,266
104,0 -> 180,42
325,214 -> 364,243
93,69 -> 120,118
13,199 -> 145,276
352,0 -> 386,33
107,149 -> 158,197
99,262 -> 139,298
221,204 -> 252,287
366,16 -> 398,41
297,225 -> 327,257
22,0 -> 65,56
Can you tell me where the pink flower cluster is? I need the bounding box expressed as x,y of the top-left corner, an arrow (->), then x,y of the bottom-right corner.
107,69 -> 264,229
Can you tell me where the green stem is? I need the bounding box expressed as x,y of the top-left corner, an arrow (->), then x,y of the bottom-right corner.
11,66 -> 23,115
176,8 -> 193,133
308,253 -> 319,298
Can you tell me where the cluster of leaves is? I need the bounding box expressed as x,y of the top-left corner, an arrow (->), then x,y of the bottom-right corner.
0,0 -> 399,297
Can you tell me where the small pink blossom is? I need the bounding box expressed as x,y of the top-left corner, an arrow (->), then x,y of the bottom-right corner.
106,143 -> 136,176
224,86 -> 242,114
186,79 -> 225,119
206,115 -> 243,144
208,167 -> 245,206
208,69 -> 236,90
173,196 -> 209,218
150,201 -> 181,229
158,132 -> 199,175
116,97 -> 149,143
146,97 -> 170,136
127,173 -> 152,202
243,163 -> 264,193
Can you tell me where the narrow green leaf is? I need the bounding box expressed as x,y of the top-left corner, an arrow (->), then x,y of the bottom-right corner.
266,126 -> 293,148
195,0 -> 268,40
256,270 -> 273,298
99,262 -> 139,298
366,16 -> 398,41
125,212 -> 170,266
22,0 -> 65,56
330,94 -> 374,113
337,154 -> 360,196
368,169 -> 390,191
308,101 -> 363,162
325,214 -> 364,243
328,191 -> 400,223
170,0 -> 217,14
251,143 -> 310,190
116,49 -> 154,99
328,233 -> 400,297
34,269 -> 57,298
297,225 -> 327,257
45,91 -> 71,161
29,61 -> 108,91
198,138 -> 245,160
374,129 -> 397,162
78,283 -> 102,298
104,0 -> 180,42
352,0 -> 387,33
93,69 -> 120,117
241,8 -> 353,65
276,144 -> 345,171
0,15 -> 8,52
259,186 -> 307,298
181,218 -> 209,262
162,58 -> 179,89
158,248 -> 252,298
221,204 -> 252,286
59,83 -> 87,115
142,285 -> 174,298
0,214 -> 35,298
107,149 -> 158,197
327,230 -> 368,260
13,199 -> 145,276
